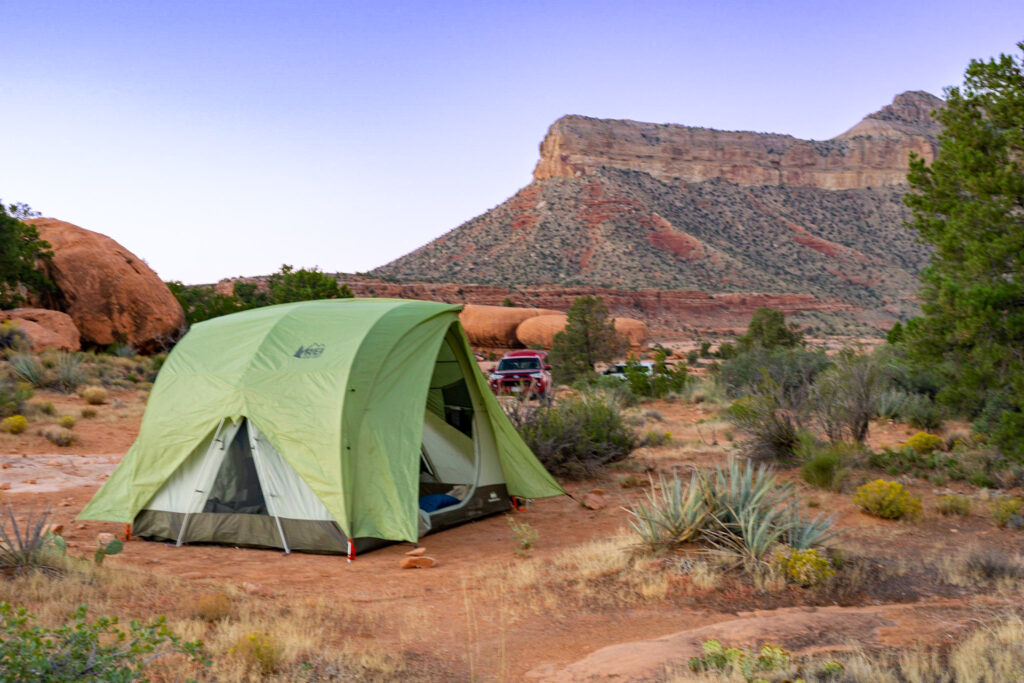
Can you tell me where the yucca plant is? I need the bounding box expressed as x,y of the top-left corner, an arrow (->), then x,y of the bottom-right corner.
54,352 -> 86,393
704,502 -> 787,567
9,354 -> 45,388
781,500 -> 840,550
704,459 -> 791,529
628,471 -> 710,549
0,507 -> 64,577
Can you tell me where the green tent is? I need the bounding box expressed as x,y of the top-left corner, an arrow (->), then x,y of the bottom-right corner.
79,298 -> 563,553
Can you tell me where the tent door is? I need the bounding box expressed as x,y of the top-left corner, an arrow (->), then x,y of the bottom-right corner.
247,427 -> 291,555
176,418 -> 240,547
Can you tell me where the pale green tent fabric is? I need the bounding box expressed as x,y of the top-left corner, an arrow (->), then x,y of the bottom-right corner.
79,298 -> 563,543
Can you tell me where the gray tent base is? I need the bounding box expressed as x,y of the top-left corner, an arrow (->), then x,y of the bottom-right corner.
133,483 -> 512,555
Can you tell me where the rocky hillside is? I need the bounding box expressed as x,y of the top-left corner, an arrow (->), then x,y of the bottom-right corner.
372,92 -> 943,333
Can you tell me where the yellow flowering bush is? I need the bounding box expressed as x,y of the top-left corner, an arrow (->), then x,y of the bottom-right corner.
230,631 -> 281,675
775,547 -> 835,587
903,431 -> 943,454
1,415 -> 28,434
853,479 -> 922,520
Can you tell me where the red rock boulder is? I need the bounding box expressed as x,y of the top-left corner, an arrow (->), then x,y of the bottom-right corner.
515,314 -> 649,349
1,308 -> 80,352
26,219 -> 185,351
459,304 -> 561,348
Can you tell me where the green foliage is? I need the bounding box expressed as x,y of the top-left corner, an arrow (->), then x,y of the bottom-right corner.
886,321 -> 905,344
0,602 -> 207,682
811,348 -> 889,443
506,516 -> 538,556
799,439 -> 849,492
0,201 -> 54,309
717,347 -> 830,401
899,393 -> 945,430
1,414 -> 28,434
774,547 -> 835,587
725,387 -> 801,462
58,415 -> 76,430
93,538 -> 123,566
904,431 -> 943,454
0,321 -> 28,351
623,350 -> 691,398
266,264 -> 352,305
628,460 -> 836,564
10,354 -> 45,388
868,442 -> 1015,488
990,497 -> 1024,529
548,296 -> 627,384
0,507 -> 64,577
0,377 -> 32,418
936,494 -> 971,516
168,265 -> 353,326
903,43 -> 1024,460
738,307 -> 803,352
506,388 -> 638,478
54,352 -> 85,394
853,480 -> 922,520
688,639 -> 792,682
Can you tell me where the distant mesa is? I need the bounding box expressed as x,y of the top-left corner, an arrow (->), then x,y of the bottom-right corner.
371,91 -> 943,335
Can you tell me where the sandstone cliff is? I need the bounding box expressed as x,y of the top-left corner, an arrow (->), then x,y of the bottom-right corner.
533,91 -> 942,190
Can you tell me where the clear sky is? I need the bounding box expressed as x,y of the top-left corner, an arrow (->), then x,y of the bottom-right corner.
3,2 -> 1021,284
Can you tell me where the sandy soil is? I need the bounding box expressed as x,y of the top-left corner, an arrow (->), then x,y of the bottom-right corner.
1,389 -> 1022,682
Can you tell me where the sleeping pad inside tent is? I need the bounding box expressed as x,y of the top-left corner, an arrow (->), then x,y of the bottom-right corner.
79,298 -> 564,553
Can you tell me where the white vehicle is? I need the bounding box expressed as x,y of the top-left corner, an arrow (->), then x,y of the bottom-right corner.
602,360 -> 655,380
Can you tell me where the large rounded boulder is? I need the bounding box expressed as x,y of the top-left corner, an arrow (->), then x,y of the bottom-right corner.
1,308 -> 80,352
515,314 -> 649,349
459,304 -> 561,348
27,218 -> 185,351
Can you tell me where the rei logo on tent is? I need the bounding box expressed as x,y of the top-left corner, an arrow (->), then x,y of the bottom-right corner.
293,343 -> 325,359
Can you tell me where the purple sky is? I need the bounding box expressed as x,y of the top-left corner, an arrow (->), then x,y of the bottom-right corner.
3,1 -> 1021,284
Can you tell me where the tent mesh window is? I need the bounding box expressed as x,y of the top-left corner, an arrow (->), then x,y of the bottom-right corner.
202,425 -> 268,515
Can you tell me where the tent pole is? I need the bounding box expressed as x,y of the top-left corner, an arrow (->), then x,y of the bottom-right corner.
177,418 -> 225,547
249,429 -> 291,555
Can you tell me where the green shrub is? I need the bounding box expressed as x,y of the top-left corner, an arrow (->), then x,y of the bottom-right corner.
0,603 -> 206,681
799,439 -> 849,491
623,350 -> 691,398
36,401 -> 56,416
643,430 -> 672,447
81,386 -> 108,405
904,431 -> 943,454
41,427 -> 75,447
58,415 -> 77,430
0,321 -> 28,351
0,378 -> 33,418
80,408 -> 97,419
54,352 -> 85,393
507,516 -> 539,556
717,347 -> 830,400
936,494 -> 971,516
1,415 -> 28,434
688,639 -> 793,681
506,389 -> 639,478
899,394 -> 944,430
726,390 -> 801,462
990,497 -> 1024,529
853,480 -> 922,520
774,547 -> 835,586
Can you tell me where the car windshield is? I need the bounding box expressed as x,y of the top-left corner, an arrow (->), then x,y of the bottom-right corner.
498,358 -> 541,371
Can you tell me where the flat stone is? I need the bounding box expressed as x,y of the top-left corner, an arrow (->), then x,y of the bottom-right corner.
399,556 -> 437,569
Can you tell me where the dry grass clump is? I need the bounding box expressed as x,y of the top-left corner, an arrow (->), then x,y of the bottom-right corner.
81,386 -> 108,405
193,590 -> 234,623
938,546 -> 1024,589
40,426 -> 75,447
936,494 -> 971,516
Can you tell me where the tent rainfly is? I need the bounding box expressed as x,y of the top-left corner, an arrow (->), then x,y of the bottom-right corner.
79,298 -> 564,554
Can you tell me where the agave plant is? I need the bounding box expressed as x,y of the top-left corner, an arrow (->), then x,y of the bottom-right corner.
781,499 -> 840,550
704,459 -> 791,528
9,354 -> 45,388
0,507 -> 64,577
55,351 -> 86,393
628,471 -> 710,549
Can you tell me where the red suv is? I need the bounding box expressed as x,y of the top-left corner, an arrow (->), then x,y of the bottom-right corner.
488,350 -> 552,398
